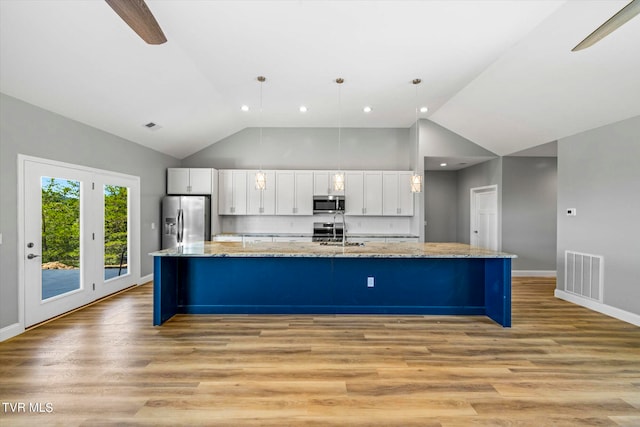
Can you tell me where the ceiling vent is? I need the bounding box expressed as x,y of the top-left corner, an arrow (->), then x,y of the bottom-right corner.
143,122 -> 162,131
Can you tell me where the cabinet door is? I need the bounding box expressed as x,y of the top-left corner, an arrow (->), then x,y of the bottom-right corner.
363,171 -> 383,216
396,171 -> 414,216
167,168 -> 189,194
345,171 -> 364,216
231,170 -> 247,215
382,172 -> 399,216
275,171 -> 296,215
247,170 -> 275,215
294,171 -> 313,215
313,171 -> 330,196
218,170 -> 234,214
188,169 -> 212,194
218,170 -> 247,215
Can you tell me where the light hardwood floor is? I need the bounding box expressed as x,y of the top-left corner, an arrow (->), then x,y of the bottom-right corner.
1,277 -> 639,426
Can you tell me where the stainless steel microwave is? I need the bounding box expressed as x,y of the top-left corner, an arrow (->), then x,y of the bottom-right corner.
313,195 -> 345,214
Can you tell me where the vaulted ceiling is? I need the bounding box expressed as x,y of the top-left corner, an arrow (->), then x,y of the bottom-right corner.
1,1 -> 639,159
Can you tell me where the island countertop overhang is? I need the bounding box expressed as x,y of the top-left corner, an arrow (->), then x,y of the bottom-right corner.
150,241 -> 517,259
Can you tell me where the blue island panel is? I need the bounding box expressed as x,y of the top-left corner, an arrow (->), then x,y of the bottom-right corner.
154,255 -> 511,326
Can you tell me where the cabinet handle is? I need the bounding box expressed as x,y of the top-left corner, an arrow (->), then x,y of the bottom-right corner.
187,185 -> 192,193
231,206 -> 235,214
397,207 -> 401,214
259,207 -> 264,214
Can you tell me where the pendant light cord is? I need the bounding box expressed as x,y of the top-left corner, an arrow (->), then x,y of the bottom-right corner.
338,79 -> 342,172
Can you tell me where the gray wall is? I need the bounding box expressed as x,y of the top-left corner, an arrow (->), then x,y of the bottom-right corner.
415,119 -> 498,241
557,116 -> 640,316
182,127 -> 411,171
424,171 -> 458,242
456,158 -> 503,246
0,94 -> 179,329
503,157 -> 557,271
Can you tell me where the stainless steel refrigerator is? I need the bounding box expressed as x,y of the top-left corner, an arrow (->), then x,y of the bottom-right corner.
162,196 -> 211,249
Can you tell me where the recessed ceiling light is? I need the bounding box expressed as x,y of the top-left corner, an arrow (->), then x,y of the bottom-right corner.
363,106 -> 372,113
440,162 -> 448,167
420,106 -> 429,113
241,105 -> 249,112
299,105 -> 308,113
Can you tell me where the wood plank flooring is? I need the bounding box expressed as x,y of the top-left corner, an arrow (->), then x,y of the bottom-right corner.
1,277 -> 639,426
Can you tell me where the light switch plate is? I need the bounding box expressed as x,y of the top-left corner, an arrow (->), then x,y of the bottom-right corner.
0,232 -> 3,245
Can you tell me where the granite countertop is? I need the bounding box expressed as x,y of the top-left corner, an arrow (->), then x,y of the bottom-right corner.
151,241 -> 516,259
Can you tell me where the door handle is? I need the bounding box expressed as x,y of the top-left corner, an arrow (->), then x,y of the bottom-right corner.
177,209 -> 184,243
27,253 -> 41,259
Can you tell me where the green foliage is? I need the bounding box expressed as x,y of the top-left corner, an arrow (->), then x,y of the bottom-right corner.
104,185 -> 128,267
41,179 -> 128,268
41,178 -> 80,267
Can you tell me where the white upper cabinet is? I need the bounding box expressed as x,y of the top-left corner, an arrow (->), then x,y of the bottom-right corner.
345,171 -> 383,216
383,171 -> 414,216
313,171 -> 345,196
363,171 -> 383,216
345,171 -> 364,216
218,170 -> 247,215
247,170 -> 276,215
276,171 -> 313,215
167,168 -> 212,195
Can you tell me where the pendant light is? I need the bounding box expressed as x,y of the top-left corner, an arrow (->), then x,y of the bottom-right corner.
410,78 -> 423,193
333,78 -> 345,192
255,76 -> 267,190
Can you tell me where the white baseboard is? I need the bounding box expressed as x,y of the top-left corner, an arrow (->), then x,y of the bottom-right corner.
139,274 -> 153,285
0,322 -> 24,342
512,270 -> 556,277
555,289 -> 640,327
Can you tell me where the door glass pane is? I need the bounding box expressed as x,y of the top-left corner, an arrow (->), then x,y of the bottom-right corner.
104,185 -> 128,281
41,177 -> 81,300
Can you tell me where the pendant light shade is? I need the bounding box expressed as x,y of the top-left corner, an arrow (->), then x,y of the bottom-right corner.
255,171 -> 267,190
411,78 -> 423,194
255,76 -> 267,190
410,174 -> 422,193
333,172 -> 345,192
333,78 -> 345,192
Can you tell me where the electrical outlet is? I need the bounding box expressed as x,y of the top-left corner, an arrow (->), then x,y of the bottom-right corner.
566,208 -> 577,216
367,276 -> 374,288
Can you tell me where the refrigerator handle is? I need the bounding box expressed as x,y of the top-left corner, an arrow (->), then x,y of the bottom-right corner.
177,209 -> 184,244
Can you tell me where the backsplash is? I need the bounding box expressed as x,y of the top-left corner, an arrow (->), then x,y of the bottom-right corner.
220,215 -> 412,235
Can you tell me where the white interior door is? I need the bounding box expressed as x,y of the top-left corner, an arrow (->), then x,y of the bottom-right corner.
21,157 -> 140,327
470,185 -> 498,251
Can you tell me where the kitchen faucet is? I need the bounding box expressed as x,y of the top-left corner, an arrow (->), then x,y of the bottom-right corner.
333,211 -> 347,246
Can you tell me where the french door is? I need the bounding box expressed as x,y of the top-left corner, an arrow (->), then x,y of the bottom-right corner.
21,156 -> 139,327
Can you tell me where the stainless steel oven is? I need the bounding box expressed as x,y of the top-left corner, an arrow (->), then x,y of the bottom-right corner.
313,195 -> 345,214
312,222 -> 344,242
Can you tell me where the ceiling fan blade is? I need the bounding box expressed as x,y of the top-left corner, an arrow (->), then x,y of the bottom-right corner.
572,0 -> 640,51
105,0 -> 167,45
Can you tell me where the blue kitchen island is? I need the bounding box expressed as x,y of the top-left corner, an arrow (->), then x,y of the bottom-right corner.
150,241 -> 516,327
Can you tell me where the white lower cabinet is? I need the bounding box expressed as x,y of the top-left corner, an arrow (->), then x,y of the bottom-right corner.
273,236 -> 312,243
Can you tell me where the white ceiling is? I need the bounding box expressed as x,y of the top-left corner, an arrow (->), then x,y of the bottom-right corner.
1,0 -> 639,159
